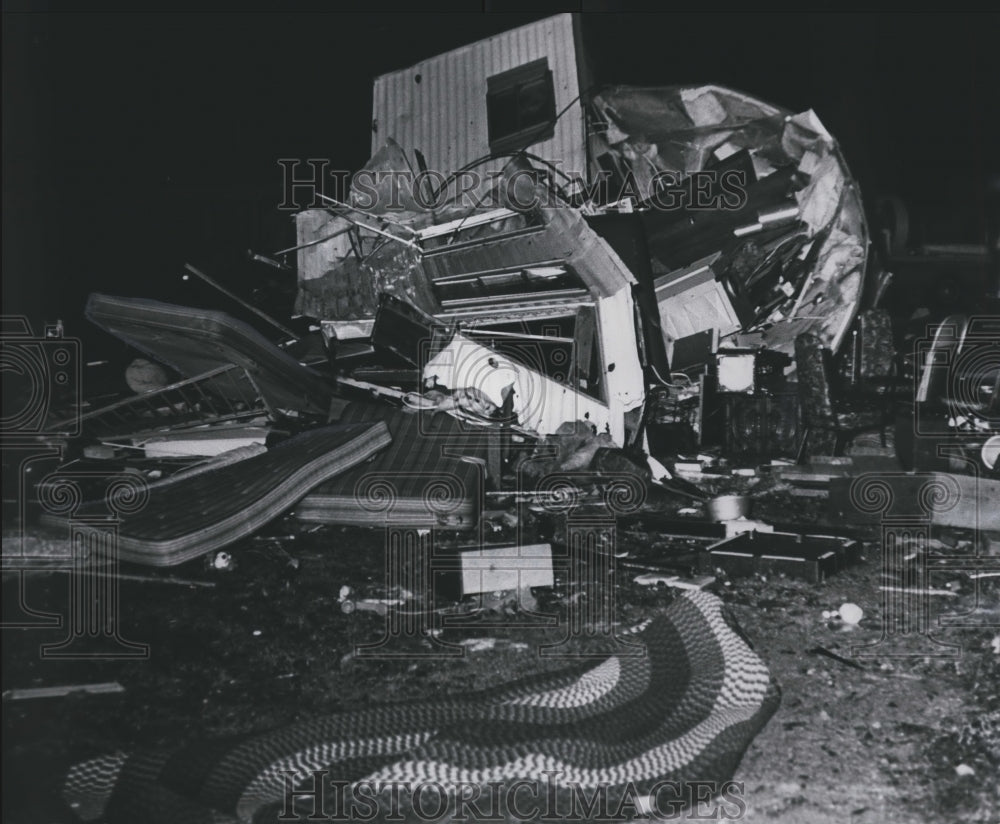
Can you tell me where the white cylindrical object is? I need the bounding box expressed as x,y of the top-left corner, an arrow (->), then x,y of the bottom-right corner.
758,205 -> 800,225
707,495 -> 750,522
839,602 -> 863,625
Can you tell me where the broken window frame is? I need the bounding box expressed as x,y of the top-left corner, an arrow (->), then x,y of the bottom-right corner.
418,209 -> 546,255
445,306 -> 608,404
432,260 -> 590,309
486,58 -> 557,155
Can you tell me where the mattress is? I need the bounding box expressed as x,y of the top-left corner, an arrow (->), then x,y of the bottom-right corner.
40,422 -> 391,567
294,404 -> 488,529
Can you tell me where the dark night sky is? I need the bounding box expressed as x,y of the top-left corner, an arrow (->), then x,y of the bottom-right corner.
3,8 -> 998,347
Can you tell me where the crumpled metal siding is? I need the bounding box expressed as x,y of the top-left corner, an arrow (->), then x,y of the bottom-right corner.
372,13 -> 586,181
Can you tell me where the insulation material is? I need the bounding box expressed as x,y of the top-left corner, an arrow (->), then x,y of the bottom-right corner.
590,85 -> 786,183
295,255 -> 379,321
350,138 -> 429,219
296,232 -> 439,321
294,210 -> 353,283
589,85 -> 868,357
295,140 -> 438,321
796,151 -> 845,235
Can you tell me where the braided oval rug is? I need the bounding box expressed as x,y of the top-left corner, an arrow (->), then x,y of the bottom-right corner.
63,591 -> 780,823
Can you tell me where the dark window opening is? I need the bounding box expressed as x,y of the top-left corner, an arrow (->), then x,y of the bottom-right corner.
487,59 -> 557,155
433,261 -> 588,308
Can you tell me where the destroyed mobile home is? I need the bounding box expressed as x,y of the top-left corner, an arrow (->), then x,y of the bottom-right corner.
38,81 -> 874,558
3,13 -> 999,824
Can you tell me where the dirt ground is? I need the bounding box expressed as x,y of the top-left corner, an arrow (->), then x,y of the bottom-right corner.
3,482 -> 998,823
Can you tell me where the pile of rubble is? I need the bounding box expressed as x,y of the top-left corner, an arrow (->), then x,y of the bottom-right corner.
7,83 -> 996,597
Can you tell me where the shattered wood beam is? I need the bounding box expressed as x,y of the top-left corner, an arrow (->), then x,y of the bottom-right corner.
43,568 -> 218,588
336,377 -> 408,401
273,223 -> 355,257
3,682 -> 125,701
314,193 -> 418,232
879,585 -> 958,598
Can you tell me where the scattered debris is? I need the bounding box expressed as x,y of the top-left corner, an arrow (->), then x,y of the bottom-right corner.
3,682 -> 125,702
838,602 -> 864,625
6,15 -> 999,824
879,585 -> 959,598
49,570 -> 218,589
830,472 -> 1000,530
210,551 -> 234,571
444,544 -> 554,599
124,358 -> 169,394
633,572 -> 715,591
706,494 -> 750,522
340,598 -> 403,616
130,426 -> 269,459
806,645 -> 864,670
30,34 -> 918,580
704,531 -> 861,583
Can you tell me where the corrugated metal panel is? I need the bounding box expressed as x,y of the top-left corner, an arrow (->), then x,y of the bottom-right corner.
372,14 -> 586,183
